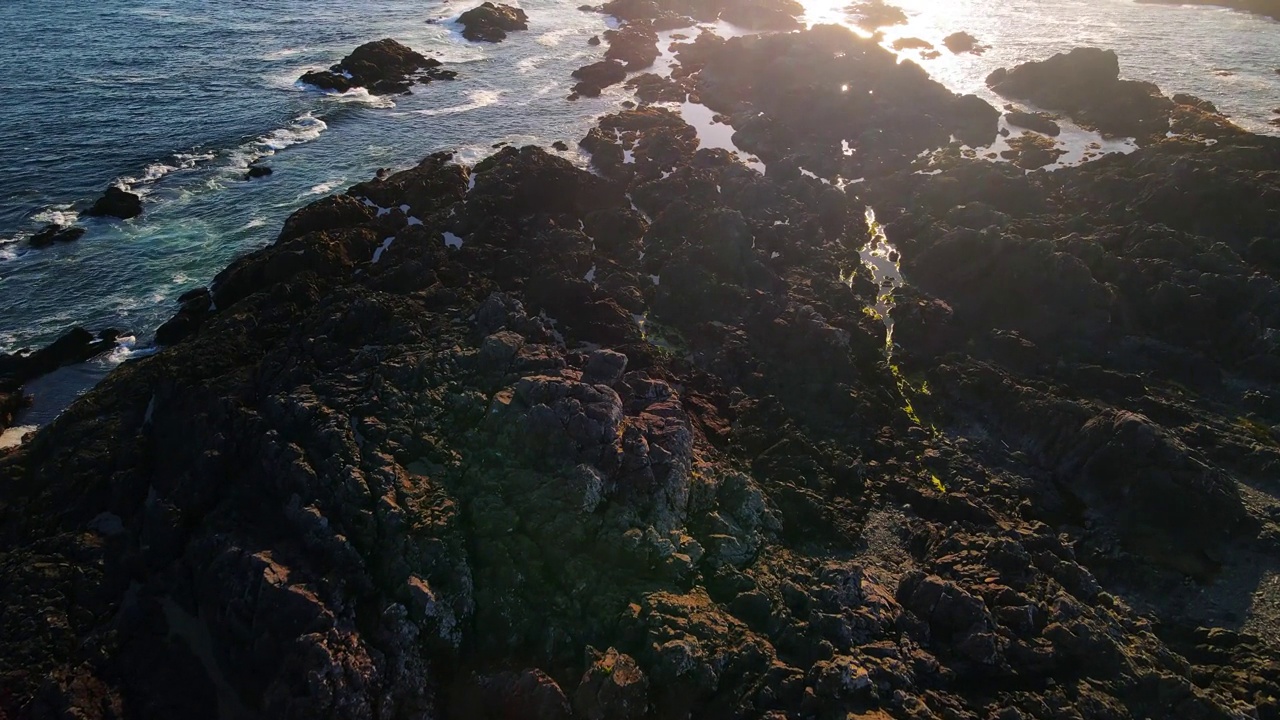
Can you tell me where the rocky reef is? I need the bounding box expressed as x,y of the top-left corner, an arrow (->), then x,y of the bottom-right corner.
2,18 -> 1280,720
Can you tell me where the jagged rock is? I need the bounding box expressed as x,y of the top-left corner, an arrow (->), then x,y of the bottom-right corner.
943,31 -> 986,54
4,48 -> 1280,720
0,327 -> 119,385
571,60 -> 628,97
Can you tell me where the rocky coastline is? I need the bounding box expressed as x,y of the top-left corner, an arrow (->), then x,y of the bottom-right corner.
2,7 -> 1279,720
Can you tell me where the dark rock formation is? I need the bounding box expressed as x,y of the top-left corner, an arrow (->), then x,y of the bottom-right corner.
458,2 -> 530,43
0,327 -> 119,432
986,47 -> 1174,142
943,30 -> 986,54
300,39 -> 445,95
85,186 -> 143,219
3,24 -> 1280,720
28,224 -> 86,248
688,25 -> 1000,176
844,0 -> 907,29
1005,110 -> 1062,136
246,165 -> 273,179
571,59 -> 628,97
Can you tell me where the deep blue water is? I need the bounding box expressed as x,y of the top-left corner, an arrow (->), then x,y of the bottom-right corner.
1,0 -> 1277,429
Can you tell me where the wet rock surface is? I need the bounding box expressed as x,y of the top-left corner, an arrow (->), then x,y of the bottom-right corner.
28,223 -> 86,248
4,22 -> 1280,720
300,39 -> 451,95
458,3 -> 530,43
85,185 -> 143,219
0,327 -> 120,434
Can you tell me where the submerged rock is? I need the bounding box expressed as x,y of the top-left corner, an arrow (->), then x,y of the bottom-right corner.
1005,110 -> 1062,136
0,327 -> 119,385
27,223 -> 85,248
300,38 -> 443,95
458,2 -> 530,43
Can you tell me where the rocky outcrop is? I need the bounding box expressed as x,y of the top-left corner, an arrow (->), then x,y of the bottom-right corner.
300,39 -> 451,95
3,24 -> 1280,720
0,327 -> 120,434
85,186 -> 143,219
458,2 -> 530,42
986,47 -> 1175,142
689,25 -> 999,177
0,328 -> 120,385
571,60 -> 628,97
943,30 -> 986,54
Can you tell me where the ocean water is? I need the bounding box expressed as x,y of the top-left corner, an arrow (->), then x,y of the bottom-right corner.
0,0 -> 1277,425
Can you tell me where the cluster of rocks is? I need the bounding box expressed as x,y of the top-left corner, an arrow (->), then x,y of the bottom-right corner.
3,11 -> 1280,720
300,38 -> 455,95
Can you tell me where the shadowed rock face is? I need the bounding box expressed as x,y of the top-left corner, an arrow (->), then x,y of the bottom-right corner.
4,24 -> 1280,720
300,39 -> 450,95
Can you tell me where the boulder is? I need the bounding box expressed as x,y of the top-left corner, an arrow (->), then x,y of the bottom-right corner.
458,2 -> 530,43
571,60 -> 628,97
85,186 -> 142,219
300,39 -> 441,95
246,165 -> 273,179
28,224 -> 86,248
943,31 -> 985,54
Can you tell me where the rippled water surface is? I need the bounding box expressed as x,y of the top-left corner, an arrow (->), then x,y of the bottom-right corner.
0,0 -> 1276,420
